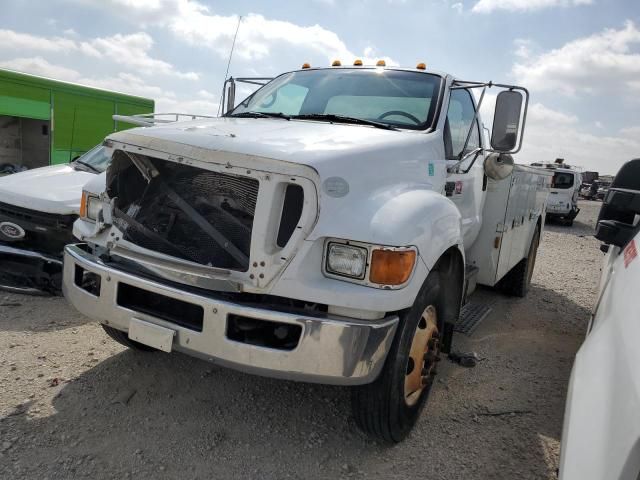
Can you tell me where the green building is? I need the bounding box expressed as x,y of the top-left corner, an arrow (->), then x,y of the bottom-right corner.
0,68 -> 154,170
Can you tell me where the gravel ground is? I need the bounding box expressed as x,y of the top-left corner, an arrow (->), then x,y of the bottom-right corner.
0,200 -> 603,479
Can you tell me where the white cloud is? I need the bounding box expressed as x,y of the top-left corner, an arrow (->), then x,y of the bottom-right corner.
472,0 -> 591,13
512,21 -> 640,96
451,2 -> 463,14
620,126 -> 640,138
0,29 -> 197,80
89,33 -> 198,80
0,56 -> 80,81
0,29 -> 77,53
528,103 -> 578,125
78,0 -> 397,66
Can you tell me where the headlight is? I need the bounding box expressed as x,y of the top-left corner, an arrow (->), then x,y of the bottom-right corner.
325,242 -> 368,279
80,191 -> 102,222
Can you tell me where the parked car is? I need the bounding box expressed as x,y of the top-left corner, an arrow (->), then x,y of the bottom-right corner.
0,144 -> 110,293
560,158 -> 640,479
63,63 -> 551,442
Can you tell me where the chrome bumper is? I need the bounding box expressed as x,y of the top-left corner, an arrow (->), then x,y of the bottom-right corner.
62,244 -> 399,385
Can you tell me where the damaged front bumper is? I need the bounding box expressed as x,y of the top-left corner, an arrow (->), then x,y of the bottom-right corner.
63,243 -> 399,385
0,244 -> 63,294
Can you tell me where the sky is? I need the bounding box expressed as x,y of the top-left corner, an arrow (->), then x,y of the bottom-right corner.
1,0 -> 639,174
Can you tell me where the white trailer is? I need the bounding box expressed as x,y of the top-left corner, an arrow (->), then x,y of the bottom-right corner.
63,62 -> 551,442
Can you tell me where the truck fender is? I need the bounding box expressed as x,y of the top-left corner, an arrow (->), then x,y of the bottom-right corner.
367,189 -> 463,272
311,187 -> 463,269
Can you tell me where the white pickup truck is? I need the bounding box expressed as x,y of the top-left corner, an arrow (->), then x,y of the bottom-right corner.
560,158 -> 640,479
63,63 -> 551,442
0,144 -> 110,293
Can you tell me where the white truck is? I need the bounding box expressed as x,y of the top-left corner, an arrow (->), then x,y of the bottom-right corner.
560,158 -> 640,479
62,63 -> 551,442
0,144 -> 110,293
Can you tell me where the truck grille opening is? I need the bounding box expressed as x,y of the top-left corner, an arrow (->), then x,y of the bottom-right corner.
226,314 -> 302,351
117,283 -> 204,332
276,184 -> 304,248
74,265 -> 102,296
107,150 -> 258,271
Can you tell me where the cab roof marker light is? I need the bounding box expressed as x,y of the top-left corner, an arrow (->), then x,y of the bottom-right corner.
376,60 -> 386,67
353,59 -> 363,66
416,62 -> 426,70
332,60 -> 342,66
301,62 -> 311,69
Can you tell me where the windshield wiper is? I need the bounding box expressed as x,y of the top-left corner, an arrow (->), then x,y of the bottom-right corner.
73,160 -> 100,173
291,114 -> 399,131
228,111 -> 291,120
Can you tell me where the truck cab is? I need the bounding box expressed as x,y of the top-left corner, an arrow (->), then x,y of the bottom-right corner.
63,63 -> 549,442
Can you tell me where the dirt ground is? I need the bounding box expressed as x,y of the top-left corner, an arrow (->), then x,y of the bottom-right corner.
0,200 -> 603,480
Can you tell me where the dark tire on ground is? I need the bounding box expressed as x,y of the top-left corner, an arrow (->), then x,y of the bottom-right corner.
351,272 -> 444,443
101,324 -> 156,351
500,225 -> 540,298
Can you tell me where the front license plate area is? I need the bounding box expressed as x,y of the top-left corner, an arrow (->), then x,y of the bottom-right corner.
128,318 -> 175,352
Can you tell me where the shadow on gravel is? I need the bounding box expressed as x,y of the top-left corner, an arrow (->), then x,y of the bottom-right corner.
0,295 -> 91,333
544,219 -> 595,238
1,347 -> 390,478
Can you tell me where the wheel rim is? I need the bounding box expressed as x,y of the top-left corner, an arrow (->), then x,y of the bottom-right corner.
404,305 -> 439,407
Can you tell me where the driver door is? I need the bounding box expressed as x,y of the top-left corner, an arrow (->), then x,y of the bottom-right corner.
444,88 -> 486,250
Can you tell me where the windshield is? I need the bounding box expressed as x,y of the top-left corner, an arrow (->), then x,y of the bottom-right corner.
552,172 -> 575,189
230,68 -> 443,130
75,145 -> 110,173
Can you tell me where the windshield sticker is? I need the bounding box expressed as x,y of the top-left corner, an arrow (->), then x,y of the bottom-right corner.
624,239 -> 637,268
428,163 -> 434,176
455,181 -> 463,194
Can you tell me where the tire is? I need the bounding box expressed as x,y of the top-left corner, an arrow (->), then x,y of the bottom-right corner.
351,272 -> 443,443
500,225 -> 540,297
101,324 -> 156,351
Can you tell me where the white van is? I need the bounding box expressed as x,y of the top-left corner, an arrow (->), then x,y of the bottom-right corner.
546,166 -> 582,225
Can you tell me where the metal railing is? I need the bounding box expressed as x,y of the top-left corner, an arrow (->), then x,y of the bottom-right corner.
112,112 -> 218,127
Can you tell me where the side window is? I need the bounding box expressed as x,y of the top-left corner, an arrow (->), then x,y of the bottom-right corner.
445,89 -> 480,160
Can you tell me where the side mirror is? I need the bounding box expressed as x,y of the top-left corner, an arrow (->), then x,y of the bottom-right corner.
484,152 -> 514,181
491,90 -> 524,152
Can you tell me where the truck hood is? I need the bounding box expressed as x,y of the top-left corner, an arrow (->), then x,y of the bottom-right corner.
0,164 -> 95,215
107,116 -> 433,169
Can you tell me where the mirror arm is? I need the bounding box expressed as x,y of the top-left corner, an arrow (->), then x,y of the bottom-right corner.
447,147 -> 483,174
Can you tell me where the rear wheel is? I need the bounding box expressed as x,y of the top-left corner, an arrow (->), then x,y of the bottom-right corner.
101,324 -> 156,351
500,225 -> 540,297
351,273 -> 442,443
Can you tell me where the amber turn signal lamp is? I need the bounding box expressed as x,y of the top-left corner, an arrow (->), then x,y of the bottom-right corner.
353,59 -> 363,66
79,190 -> 88,218
332,59 -> 342,66
376,59 -> 386,67
301,62 -> 311,69
416,62 -> 426,70
369,249 -> 416,285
